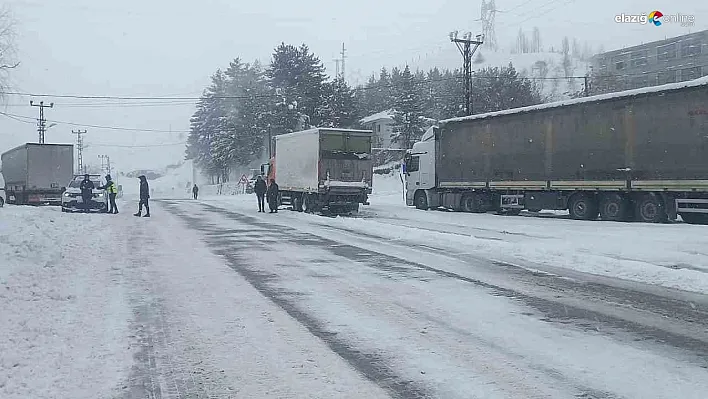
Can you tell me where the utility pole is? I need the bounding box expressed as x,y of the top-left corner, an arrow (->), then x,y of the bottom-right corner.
30,100 -> 54,144
98,154 -> 111,176
450,32 -> 484,116
72,129 -> 87,174
333,58 -> 341,79
340,43 -> 346,81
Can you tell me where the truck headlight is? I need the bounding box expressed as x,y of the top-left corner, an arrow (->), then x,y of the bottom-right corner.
63,192 -> 70,197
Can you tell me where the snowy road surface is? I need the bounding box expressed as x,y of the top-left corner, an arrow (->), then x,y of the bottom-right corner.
2,192 -> 708,399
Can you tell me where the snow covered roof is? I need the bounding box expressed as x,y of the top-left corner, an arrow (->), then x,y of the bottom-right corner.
440,75 -> 708,126
274,127 -> 374,139
359,109 -> 395,124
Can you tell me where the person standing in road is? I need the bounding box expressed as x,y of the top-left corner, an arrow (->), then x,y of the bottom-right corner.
192,184 -> 199,200
97,174 -> 119,214
254,175 -> 267,212
266,178 -> 279,213
134,175 -> 151,217
79,174 -> 95,213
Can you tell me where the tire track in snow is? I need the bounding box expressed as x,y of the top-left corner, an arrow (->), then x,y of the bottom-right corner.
163,201 -> 637,398
160,201 -> 432,399
118,219 -> 215,399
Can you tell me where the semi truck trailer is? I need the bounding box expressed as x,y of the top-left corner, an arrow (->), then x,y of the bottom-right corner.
404,76 -> 708,224
1,143 -> 74,206
262,128 -> 374,214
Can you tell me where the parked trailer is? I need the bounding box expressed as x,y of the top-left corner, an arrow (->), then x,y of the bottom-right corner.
404,76 -> 708,224
1,143 -> 74,205
262,128 -> 374,214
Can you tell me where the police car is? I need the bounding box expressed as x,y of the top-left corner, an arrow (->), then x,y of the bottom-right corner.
61,174 -> 109,213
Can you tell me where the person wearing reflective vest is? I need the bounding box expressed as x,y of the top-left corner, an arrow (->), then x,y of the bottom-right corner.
98,174 -> 119,214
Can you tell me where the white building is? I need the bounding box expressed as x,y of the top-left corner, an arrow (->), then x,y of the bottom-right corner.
359,109 -> 398,150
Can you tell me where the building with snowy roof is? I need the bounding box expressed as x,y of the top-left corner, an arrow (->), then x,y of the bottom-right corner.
590,29 -> 708,94
359,109 -> 398,150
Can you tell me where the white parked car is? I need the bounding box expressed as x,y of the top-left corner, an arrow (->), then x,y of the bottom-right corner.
0,172 -> 5,207
61,174 -> 109,213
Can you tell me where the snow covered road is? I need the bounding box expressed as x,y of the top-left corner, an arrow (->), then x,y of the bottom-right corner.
0,203 -> 389,399
160,195 -> 708,399
3,193 -> 708,398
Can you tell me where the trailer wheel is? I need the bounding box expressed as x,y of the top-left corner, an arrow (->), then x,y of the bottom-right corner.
568,193 -> 598,220
414,191 -> 429,210
635,194 -> 667,223
462,194 -> 485,213
599,193 -> 630,221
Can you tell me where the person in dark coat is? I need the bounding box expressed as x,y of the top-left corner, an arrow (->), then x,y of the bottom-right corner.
254,175 -> 267,212
79,174 -> 95,212
97,174 -> 119,214
266,178 -> 279,213
134,175 -> 151,217
192,184 -> 199,200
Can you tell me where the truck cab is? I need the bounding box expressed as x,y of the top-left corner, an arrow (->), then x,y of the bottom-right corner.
0,171 -> 5,207
404,126 -> 437,209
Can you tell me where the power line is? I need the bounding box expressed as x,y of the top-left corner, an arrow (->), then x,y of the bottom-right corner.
88,142 -> 187,148
0,111 -> 189,133
497,0 -> 538,14
3,91 -> 279,101
498,0 -> 578,28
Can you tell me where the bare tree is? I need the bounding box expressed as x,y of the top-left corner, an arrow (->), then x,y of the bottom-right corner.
0,6 -> 19,95
531,27 -> 542,53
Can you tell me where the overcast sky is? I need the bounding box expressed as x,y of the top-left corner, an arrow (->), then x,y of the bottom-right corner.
0,0 -> 706,171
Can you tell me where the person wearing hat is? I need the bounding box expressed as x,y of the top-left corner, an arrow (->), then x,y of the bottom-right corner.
97,174 -> 119,214
79,173 -> 95,213
134,175 -> 151,217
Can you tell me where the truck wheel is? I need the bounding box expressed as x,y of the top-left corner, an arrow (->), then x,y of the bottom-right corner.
635,194 -> 667,223
568,193 -> 598,220
414,191 -> 429,210
462,194 -> 485,213
0,197 -> 4,207
599,193 -> 629,221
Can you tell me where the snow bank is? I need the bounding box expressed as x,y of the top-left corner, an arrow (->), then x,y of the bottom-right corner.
345,206 -> 708,294
202,185 -> 708,294
0,206 -> 131,399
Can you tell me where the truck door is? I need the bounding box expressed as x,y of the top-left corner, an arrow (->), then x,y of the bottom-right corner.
404,155 -> 420,205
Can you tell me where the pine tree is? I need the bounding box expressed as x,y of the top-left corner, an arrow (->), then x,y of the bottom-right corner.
471,63 -> 542,113
267,43 -> 327,132
391,65 -> 425,149
319,76 -> 359,128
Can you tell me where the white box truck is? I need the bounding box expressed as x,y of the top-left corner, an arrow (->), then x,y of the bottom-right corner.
262,128 -> 374,214
1,143 -> 74,205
